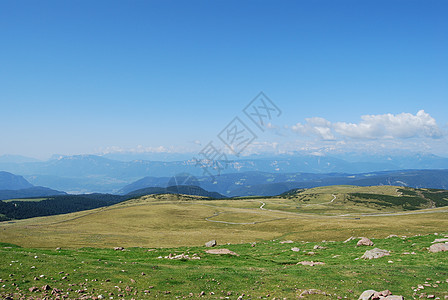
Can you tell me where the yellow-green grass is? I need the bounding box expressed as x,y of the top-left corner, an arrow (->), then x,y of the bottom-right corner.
1,190 -> 448,249
299,185 -> 402,196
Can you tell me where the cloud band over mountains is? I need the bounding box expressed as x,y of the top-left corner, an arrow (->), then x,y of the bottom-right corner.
291,110 -> 443,140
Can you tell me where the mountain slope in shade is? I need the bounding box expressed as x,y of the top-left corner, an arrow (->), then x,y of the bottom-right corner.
0,186 -> 66,200
0,171 -> 33,190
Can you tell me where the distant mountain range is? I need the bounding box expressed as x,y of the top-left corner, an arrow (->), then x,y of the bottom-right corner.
1,152 -> 448,194
120,169 -> 448,197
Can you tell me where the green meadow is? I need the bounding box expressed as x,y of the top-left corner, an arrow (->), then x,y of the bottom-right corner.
0,185 -> 447,298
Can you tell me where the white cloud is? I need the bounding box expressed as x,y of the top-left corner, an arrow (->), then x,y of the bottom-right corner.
292,110 -> 443,140
291,117 -> 336,140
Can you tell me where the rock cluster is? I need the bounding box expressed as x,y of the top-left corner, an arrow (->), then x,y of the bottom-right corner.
298,289 -> 328,298
159,253 -> 200,260
280,240 -> 294,244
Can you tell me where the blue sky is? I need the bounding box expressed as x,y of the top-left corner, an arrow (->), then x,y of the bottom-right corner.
1,0 -> 447,159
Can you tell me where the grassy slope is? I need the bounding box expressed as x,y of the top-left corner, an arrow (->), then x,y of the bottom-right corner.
0,186 -> 448,298
0,234 -> 447,299
0,186 -> 447,249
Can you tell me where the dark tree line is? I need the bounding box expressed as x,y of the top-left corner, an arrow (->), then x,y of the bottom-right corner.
0,194 -> 125,220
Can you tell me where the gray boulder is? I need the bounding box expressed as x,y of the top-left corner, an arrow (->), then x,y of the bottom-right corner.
361,248 -> 390,259
357,237 -> 374,246
205,240 -> 217,247
429,243 -> 448,253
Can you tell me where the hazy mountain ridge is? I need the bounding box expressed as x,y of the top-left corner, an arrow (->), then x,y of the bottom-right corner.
0,171 -> 34,190
122,169 -> 448,197
1,152 -> 448,193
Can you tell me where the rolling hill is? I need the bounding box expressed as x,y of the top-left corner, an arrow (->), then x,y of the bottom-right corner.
1,185 -> 447,248
1,185 -> 447,299
126,185 -> 225,199
0,185 -> 223,221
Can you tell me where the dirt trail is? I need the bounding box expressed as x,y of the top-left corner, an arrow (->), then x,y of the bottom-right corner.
330,194 -> 336,203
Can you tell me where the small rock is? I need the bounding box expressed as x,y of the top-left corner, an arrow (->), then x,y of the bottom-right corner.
297,261 -> 325,266
29,287 -> 39,292
358,289 -> 376,300
51,288 -> 62,295
42,284 -> 51,291
386,234 -> 399,238
313,245 -> 327,250
205,248 -> 239,256
280,240 -> 294,244
357,237 -> 374,246
343,236 -> 356,243
299,289 -> 325,297
291,247 -> 301,252
205,240 -> 217,247
114,247 -> 125,251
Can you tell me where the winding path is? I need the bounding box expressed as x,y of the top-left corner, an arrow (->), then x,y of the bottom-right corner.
330,194 -> 336,203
